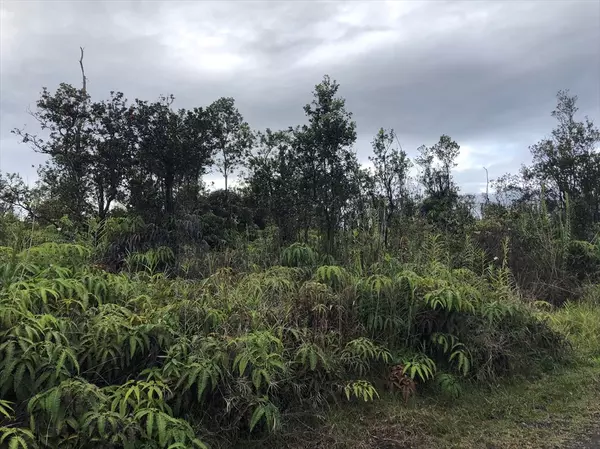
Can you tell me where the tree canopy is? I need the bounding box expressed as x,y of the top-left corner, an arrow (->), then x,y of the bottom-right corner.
3,74 -> 599,256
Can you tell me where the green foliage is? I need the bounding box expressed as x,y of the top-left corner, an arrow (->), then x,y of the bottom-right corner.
3,67 -> 600,449
424,287 -> 475,313
524,91 -> 600,240
232,331 -> 286,391
295,75 -> 361,255
343,380 -> 379,402
0,399 -> 14,419
400,353 -> 437,382
430,333 -> 471,376
249,397 -> 280,433
549,292 -> 600,359
369,128 -> 412,246
566,240 -> 600,281
436,372 -> 462,398
341,337 -> 391,377
281,243 -> 318,268
315,265 -> 350,291
207,97 -> 253,198
295,341 -> 330,372
5,55 -> 600,449
125,246 -> 175,274
0,224 -> 581,448
0,427 -> 38,449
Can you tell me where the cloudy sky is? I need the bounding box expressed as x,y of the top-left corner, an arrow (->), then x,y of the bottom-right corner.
1,0 -> 599,192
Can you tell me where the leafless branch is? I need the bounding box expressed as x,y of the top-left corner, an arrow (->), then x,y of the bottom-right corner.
393,131 -> 405,154
79,46 -> 87,93
483,166 -> 490,204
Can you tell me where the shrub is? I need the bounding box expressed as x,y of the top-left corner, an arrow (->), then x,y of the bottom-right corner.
566,240 -> 600,282
0,239 -> 574,448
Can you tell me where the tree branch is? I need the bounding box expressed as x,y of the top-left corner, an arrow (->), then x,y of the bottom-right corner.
483,166 -> 490,204
79,47 -> 87,94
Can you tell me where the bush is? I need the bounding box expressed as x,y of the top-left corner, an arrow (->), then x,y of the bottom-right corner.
549,288 -> 600,360
566,240 -> 600,282
0,238 -> 578,448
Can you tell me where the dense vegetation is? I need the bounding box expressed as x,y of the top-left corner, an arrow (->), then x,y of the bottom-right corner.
0,69 -> 599,448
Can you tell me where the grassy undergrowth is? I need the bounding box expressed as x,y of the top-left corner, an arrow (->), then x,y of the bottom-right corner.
269,362 -> 600,449
263,295 -> 600,449
0,240 -> 598,449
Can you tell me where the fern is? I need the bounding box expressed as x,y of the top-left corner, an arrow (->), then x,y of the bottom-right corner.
480,300 -> 517,325
81,409 -> 137,447
449,346 -> 471,376
134,408 -> 207,448
424,287 -> 475,313
173,358 -> 223,403
27,379 -> 107,444
295,342 -> 330,372
0,234 -> 574,448
108,380 -> 172,416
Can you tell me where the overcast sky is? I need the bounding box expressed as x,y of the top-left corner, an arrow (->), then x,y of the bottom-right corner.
1,0 -> 599,193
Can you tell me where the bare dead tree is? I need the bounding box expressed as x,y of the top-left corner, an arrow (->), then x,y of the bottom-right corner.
483,166 -> 490,204
79,46 -> 87,93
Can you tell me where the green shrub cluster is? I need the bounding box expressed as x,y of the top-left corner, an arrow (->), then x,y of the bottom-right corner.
0,240 -> 568,448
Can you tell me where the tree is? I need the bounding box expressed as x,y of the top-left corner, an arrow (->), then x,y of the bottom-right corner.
129,97 -> 214,219
88,91 -> 134,219
0,173 -> 75,234
416,135 -> 461,230
295,75 -> 360,254
207,97 -> 253,212
416,135 -> 459,199
369,128 -> 412,246
245,128 -> 300,242
13,83 -> 94,223
13,85 -> 137,222
523,90 -> 600,238
0,173 -> 29,217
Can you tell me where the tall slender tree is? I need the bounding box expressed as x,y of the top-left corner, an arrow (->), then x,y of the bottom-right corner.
296,75 -> 359,254
369,128 -> 412,246
416,134 -> 461,229
245,128 -> 299,241
207,97 -> 253,214
523,90 -> 600,238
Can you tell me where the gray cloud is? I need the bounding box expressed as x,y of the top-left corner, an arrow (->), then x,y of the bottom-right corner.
1,0 -> 599,189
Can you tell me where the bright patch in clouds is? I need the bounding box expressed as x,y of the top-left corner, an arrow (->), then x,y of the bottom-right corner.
294,2 -> 416,68
157,10 -> 254,75
0,6 -> 17,61
455,145 -> 478,172
296,30 -> 399,68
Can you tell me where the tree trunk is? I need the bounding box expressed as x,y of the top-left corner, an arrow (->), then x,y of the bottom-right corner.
165,175 -> 175,215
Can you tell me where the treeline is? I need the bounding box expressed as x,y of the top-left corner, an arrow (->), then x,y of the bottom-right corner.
1,75 -> 599,299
